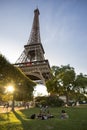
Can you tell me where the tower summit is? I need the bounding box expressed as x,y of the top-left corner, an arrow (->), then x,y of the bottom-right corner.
28,8 -> 41,45
15,8 -> 51,84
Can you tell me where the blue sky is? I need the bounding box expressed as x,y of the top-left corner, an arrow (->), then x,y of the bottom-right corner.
0,0 -> 87,75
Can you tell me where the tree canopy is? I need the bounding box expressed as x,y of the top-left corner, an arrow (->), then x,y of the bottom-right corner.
0,54 -> 36,101
46,65 -> 87,105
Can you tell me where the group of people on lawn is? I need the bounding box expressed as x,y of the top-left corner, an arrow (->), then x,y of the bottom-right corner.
30,105 -> 54,120
30,105 -> 69,120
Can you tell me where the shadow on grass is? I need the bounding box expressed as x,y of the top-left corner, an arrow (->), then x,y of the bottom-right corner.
13,110 -> 30,130
6,112 -> 10,121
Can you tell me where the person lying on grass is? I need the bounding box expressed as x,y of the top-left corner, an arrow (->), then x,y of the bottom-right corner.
37,110 -> 54,120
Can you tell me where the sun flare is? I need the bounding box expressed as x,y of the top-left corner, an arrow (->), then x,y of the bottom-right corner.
6,85 -> 14,93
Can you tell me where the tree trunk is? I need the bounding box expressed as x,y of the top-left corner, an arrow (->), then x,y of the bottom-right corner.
66,93 -> 69,105
11,93 -> 15,111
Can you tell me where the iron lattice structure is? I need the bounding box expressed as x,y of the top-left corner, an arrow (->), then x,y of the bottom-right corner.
14,8 -> 51,84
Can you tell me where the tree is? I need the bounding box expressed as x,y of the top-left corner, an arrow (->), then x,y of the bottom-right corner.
58,65 -> 76,104
46,66 -> 63,95
0,54 -> 36,106
46,65 -> 76,105
73,73 -> 87,102
46,64 -> 87,105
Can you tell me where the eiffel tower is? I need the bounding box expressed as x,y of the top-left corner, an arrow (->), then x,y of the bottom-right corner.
14,8 -> 51,85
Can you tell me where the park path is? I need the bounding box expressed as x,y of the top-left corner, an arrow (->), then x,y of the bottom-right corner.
0,106 -> 25,113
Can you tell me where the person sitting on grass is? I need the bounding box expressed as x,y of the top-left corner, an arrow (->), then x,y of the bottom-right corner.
46,110 -> 54,119
30,114 -> 36,119
60,110 -> 69,119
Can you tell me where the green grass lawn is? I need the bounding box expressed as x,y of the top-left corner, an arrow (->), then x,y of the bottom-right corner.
0,105 -> 87,130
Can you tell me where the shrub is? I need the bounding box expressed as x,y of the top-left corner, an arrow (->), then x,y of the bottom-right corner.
35,95 -> 64,107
